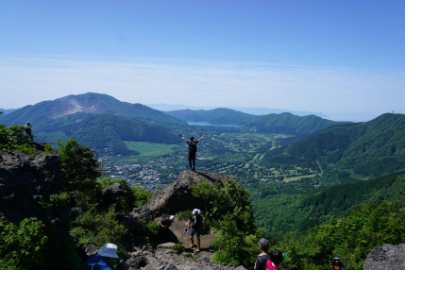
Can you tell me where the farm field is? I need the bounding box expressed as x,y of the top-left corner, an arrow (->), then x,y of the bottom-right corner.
114,141 -> 180,163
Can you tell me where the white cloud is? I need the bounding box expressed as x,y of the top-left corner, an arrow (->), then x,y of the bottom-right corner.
0,57 -> 404,121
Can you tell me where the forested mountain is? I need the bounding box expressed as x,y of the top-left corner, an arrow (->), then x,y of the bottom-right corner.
167,108 -> 344,138
246,112 -> 344,136
253,173 -> 405,238
35,113 -> 179,155
166,108 -> 256,125
0,93 -> 186,126
263,113 -> 405,179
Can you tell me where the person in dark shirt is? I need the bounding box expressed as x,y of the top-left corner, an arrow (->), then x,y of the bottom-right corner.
254,238 -> 270,270
330,256 -> 345,270
179,134 -> 206,171
83,243 -> 119,270
158,215 -> 175,242
186,208 -> 204,252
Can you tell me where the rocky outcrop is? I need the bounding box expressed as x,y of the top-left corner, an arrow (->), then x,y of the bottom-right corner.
131,170 -> 228,219
0,151 -> 65,222
120,245 -> 245,270
363,244 -> 405,270
102,183 -> 127,207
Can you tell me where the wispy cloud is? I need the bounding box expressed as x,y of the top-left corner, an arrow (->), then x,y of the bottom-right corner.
0,57 -> 404,121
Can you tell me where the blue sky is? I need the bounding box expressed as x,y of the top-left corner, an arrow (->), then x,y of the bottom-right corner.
0,0 -> 404,121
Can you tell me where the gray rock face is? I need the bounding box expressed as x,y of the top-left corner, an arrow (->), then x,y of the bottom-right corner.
363,244 -> 405,270
131,170 -> 228,219
0,151 -> 65,222
85,242 -> 99,257
157,242 -> 176,249
127,248 -> 245,270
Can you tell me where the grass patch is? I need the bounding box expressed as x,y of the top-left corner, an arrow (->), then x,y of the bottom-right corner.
115,142 -> 180,163
283,174 -> 316,183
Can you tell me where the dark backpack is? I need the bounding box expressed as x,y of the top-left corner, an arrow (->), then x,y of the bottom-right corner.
191,214 -> 201,227
188,141 -> 197,154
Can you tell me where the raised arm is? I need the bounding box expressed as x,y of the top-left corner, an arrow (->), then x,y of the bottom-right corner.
179,134 -> 189,143
197,134 -> 206,143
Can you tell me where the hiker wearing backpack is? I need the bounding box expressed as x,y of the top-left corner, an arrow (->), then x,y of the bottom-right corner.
179,134 -> 206,171
265,250 -> 283,270
186,208 -> 204,252
254,238 -> 270,270
330,256 -> 346,270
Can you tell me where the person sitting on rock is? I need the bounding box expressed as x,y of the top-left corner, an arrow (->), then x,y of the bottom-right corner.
330,256 -> 345,270
186,208 -> 204,252
158,215 -> 175,242
83,243 -> 119,270
254,238 -> 270,270
265,250 -> 283,270
178,134 -> 206,171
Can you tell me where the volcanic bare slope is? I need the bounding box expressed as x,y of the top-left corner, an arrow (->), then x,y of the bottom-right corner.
0,92 -> 185,126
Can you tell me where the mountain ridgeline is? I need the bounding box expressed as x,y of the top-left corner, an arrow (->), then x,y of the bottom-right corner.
167,108 -> 345,137
263,113 -> 405,180
0,93 -> 186,155
166,108 -> 256,126
1,93 -> 186,126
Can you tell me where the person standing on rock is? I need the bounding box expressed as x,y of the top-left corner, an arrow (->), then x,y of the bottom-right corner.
254,238 -> 270,270
187,208 -> 204,252
179,134 -> 206,171
83,243 -> 119,270
24,122 -> 34,142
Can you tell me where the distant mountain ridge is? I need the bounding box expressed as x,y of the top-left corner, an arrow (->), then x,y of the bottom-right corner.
167,108 -> 344,138
245,112 -> 344,136
166,108 -> 256,126
149,103 -> 327,117
263,113 -> 405,179
0,93 -> 186,126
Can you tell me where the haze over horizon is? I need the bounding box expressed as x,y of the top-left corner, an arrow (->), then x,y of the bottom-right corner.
0,0 -> 404,122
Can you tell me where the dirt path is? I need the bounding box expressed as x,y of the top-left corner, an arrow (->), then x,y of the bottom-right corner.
317,160 -> 323,176
156,217 -> 217,251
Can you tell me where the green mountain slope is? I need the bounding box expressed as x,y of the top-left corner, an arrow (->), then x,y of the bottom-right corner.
166,108 -> 256,125
253,173 -> 405,238
0,92 -> 185,126
246,113 -> 344,137
35,113 -> 179,155
281,199 -> 405,270
263,113 -> 405,179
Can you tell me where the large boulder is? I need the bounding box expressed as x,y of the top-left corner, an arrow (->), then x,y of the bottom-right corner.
131,170 -> 228,219
101,183 -> 128,207
363,244 -> 405,270
0,151 -> 65,222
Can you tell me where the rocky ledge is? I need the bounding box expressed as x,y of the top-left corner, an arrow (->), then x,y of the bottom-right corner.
131,170 -> 229,219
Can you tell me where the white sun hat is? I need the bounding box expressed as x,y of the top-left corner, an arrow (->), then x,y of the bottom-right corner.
97,243 -> 119,259
170,215 -> 175,221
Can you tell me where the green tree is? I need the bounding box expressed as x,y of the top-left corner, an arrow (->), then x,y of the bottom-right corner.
58,140 -> 102,192
0,217 -> 49,270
